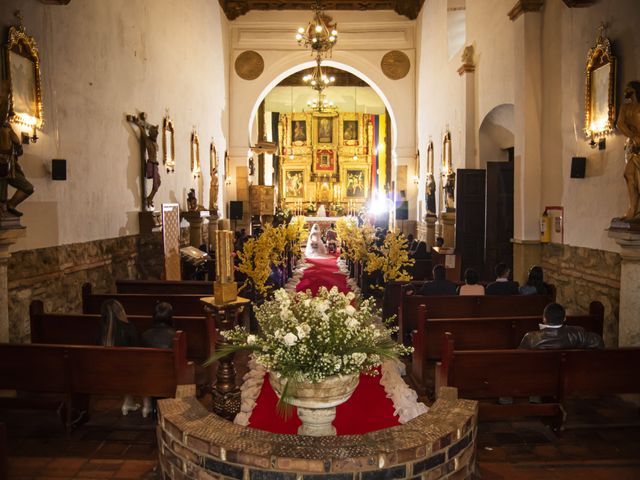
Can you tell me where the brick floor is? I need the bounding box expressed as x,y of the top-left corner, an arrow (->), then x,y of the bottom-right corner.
2,390 -> 639,479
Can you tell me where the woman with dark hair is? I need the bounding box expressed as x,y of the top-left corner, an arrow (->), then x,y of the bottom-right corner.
458,268 -> 484,296
519,265 -> 552,295
99,299 -> 139,415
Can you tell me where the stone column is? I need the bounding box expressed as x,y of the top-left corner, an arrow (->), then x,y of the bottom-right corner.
208,212 -> 219,253
426,214 -> 437,247
458,46 -> 476,168
510,0 -> 544,282
0,229 -> 25,342
608,227 -> 640,346
181,211 -> 205,248
440,212 -> 456,248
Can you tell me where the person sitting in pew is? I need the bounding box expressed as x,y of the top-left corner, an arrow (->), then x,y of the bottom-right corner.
519,302 -> 604,349
411,241 -> 430,260
485,262 -> 519,295
458,268 -> 484,296
418,265 -> 457,296
519,265 -> 553,295
99,299 -> 140,416
141,302 -> 176,419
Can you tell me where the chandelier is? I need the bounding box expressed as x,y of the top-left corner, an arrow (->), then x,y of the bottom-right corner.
295,1 -> 338,58
303,56 -> 336,92
306,92 -> 337,114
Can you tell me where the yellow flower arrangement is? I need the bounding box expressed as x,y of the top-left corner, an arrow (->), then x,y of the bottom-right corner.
285,216 -> 307,258
337,218 -> 375,264
365,231 -> 414,288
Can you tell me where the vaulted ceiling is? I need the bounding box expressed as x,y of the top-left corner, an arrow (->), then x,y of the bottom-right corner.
217,0 -> 425,21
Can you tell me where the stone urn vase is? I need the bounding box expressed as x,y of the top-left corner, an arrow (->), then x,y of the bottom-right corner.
269,372 -> 359,436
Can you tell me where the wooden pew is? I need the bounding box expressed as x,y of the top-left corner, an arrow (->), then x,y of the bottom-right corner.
435,332 -> 640,430
116,279 -> 213,295
0,331 -> 194,431
82,283 -> 207,317
399,285 -> 554,344
411,302 -> 604,390
30,300 -> 215,363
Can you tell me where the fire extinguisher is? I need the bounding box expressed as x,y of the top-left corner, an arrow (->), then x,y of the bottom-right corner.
540,210 -> 551,243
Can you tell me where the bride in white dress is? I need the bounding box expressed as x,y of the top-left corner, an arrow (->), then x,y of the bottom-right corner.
304,224 -> 328,258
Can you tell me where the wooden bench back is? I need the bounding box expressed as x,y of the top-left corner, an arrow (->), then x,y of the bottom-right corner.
30,301 -> 215,361
82,283 -> 206,317
116,279 -> 214,295
399,287 -> 553,342
562,348 -> 640,395
0,331 -> 193,398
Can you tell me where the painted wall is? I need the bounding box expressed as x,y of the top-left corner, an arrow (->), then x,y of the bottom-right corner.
540,0 -> 640,252
416,0 -> 640,253
1,0 -> 229,252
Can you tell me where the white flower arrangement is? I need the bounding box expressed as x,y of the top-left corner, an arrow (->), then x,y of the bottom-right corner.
208,287 -> 411,386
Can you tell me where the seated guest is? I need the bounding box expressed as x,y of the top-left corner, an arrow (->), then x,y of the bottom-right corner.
412,241 -> 430,260
485,262 -> 519,295
458,268 -> 484,296
141,302 -> 176,349
519,302 -> 604,349
141,302 -> 176,418
519,265 -> 553,295
418,265 -> 457,296
99,299 -> 139,416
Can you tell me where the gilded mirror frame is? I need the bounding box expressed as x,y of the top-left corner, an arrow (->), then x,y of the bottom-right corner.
191,130 -> 201,177
163,115 -> 175,173
4,15 -> 44,128
584,25 -> 616,139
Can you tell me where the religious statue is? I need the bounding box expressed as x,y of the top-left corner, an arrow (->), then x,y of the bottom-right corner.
443,170 -> 456,212
616,81 -> 640,221
425,172 -> 436,215
461,45 -> 474,65
0,80 -> 33,217
127,112 -> 161,210
187,188 -> 198,211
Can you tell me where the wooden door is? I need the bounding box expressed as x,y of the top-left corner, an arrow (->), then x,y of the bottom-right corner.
485,160 -> 514,279
455,169 -> 486,280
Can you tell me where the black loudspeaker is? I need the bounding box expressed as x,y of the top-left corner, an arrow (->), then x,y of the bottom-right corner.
395,201 -> 409,220
570,157 -> 586,178
52,159 -> 67,180
229,201 -> 243,220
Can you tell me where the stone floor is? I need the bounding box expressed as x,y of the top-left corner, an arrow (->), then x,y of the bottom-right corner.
3,393 -> 639,479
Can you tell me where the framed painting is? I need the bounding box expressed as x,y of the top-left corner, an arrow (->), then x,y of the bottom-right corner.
339,112 -> 363,147
313,113 -> 337,146
283,168 -> 305,198
344,168 -> 368,198
292,120 -> 307,144
584,25 -> 616,139
163,115 -> 175,173
4,18 -> 43,128
315,149 -> 335,172
290,112 -> 311,147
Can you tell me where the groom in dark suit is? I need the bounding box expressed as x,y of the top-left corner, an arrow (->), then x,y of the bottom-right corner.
485,262 -> 519,295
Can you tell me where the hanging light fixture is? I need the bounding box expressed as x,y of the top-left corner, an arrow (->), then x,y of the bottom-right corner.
302,55 -> 336,93
295,1 -> 338,58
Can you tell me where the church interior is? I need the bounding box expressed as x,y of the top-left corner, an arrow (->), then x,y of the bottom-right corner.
0,0 -> 639,479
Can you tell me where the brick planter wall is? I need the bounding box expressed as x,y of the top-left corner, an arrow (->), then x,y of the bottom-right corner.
157,386 -> 478,480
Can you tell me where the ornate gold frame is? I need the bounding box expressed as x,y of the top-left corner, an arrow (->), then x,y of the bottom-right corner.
4,14 -> 44,128
584,25 -> 616,139
163,115 -> 175,173
340,161 -> 369,200
289,112 -> 312,147
281,163 -> 309,200
191,130 -> 201,177
313,112 -> 339,147
339,113 -> 364,146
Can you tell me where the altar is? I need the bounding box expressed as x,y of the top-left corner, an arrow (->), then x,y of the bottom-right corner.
303,216 -> 345,230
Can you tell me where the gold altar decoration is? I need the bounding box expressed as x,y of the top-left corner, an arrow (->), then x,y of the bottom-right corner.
234,50 -> 264,80
191,130 -> 201,177
279,111 -> 373,210
584,24 -> 616,140
5,11 -> 44,130
381,50 -> 411,80
214,229 -> 238,304
163,115 -> 175,173
209,142 -> 219,213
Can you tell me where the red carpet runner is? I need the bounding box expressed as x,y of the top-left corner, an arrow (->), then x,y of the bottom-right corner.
247,254 -> 401,435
